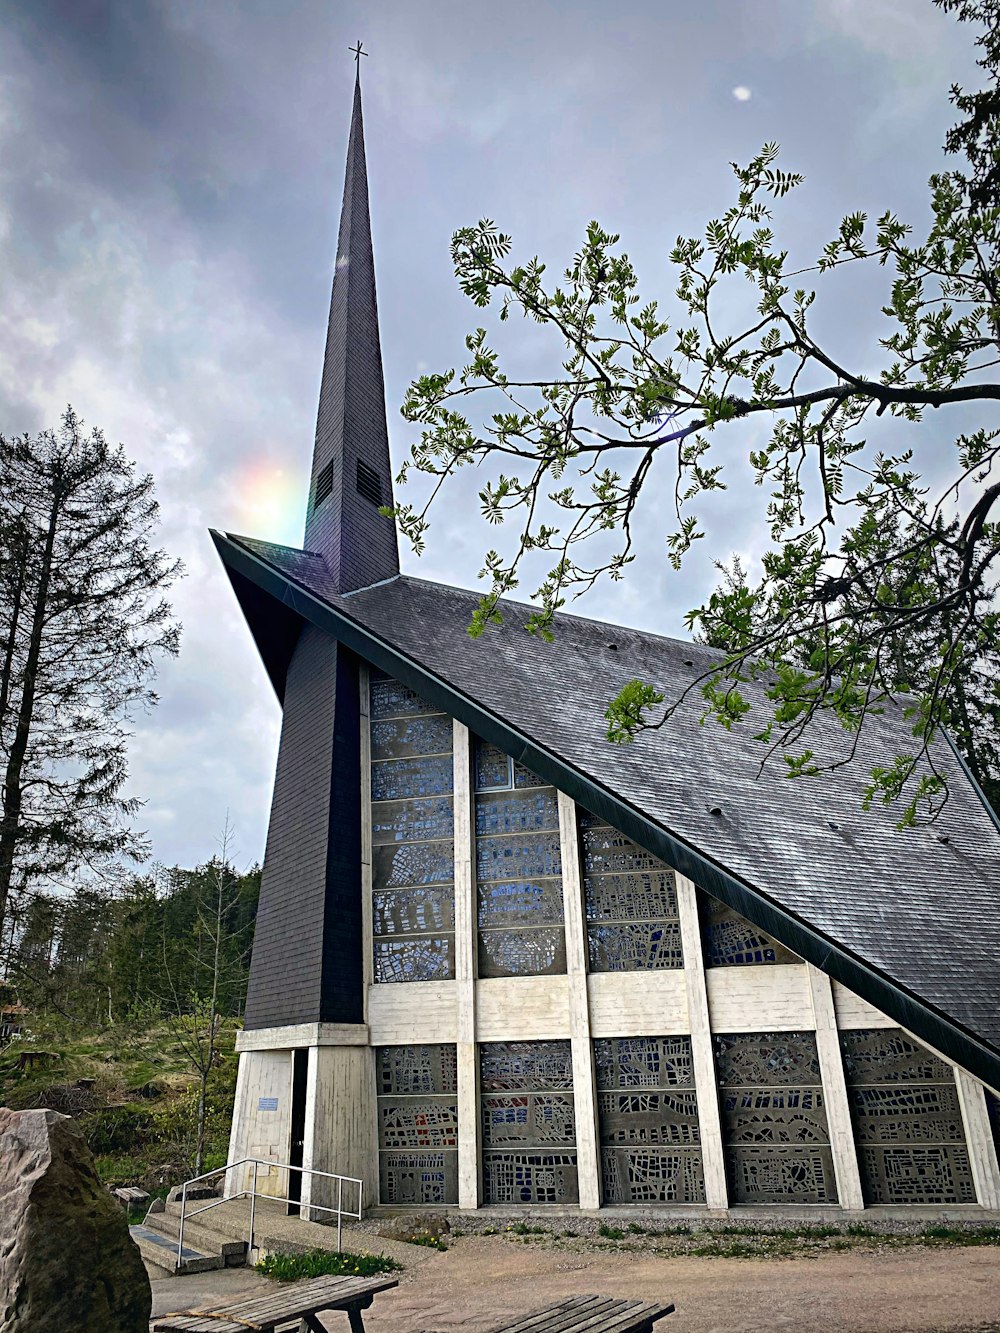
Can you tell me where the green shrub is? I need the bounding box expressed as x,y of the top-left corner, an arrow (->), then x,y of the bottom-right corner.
255,1249 -> 402,1282
597,1224 -> 626,1240
84,1104 -> 155,1154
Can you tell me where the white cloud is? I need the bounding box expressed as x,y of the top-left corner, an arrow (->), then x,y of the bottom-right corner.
732,86 -> 752,102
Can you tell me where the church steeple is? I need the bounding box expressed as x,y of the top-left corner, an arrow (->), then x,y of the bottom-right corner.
305,64 -> 399,592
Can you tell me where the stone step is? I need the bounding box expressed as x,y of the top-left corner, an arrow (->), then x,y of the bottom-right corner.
141,1208 -> 249,1267
129,1223 -> 224,1276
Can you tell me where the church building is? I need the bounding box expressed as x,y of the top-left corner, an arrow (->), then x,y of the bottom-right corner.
215,72 -> 1000,1217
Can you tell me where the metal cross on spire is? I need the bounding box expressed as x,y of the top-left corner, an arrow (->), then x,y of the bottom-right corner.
349,41 -> 367,76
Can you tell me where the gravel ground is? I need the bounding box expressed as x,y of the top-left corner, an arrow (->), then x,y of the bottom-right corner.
149,1229 -> 1000,1332
364,1232 -> 1000,1333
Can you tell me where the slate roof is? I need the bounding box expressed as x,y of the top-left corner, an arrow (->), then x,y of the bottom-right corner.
215,530 -> 1000,1091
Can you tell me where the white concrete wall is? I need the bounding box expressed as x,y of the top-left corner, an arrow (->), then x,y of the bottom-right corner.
302,1044 -> 377,1222
225,1048 -> 293,1199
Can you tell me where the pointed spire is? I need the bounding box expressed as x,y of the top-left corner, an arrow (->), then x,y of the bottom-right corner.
304,64 -> 399,593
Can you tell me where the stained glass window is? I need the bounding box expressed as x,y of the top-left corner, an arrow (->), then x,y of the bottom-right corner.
700,893 -> 798,966
370,674 -> 455,983
595,1036 -> 706,1204
840,1029 -> 975,1204
474,738 -> 566,977
714,1031 -> 838,1203
480,1040 -> 578,1204
578,809 -> 683,972
376,1044 -> 458,1204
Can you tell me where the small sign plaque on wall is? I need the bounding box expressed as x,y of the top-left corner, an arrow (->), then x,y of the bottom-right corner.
258,1096 -> 279,1112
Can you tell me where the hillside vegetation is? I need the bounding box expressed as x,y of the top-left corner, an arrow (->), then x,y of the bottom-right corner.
1,855 -> 259,1188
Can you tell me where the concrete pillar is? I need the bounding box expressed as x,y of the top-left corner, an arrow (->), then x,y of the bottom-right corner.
558,792 -> 601,1210
807,964 -> 865,1210
453,721 -> 481,1208
955,1068 -> 1000,1209
675,874 -> 728,1209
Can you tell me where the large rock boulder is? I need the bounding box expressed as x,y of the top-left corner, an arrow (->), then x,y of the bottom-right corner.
0,1107 -> 151,1333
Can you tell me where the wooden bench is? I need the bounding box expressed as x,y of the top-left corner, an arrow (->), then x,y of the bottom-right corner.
151,1272 -> 399,1333
417,1293 -> 675,1333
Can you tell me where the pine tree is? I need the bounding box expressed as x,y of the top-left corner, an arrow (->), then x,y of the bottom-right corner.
0,409 -> 181,943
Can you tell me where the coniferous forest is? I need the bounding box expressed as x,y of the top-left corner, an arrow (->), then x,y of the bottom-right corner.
0,859 -> 260,1189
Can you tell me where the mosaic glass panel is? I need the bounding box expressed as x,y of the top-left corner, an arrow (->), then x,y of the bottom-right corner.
714,1031 -> 836,1203
371,797 -> 454,846
840,1028 -> 974,1204
475,741 -> 566,977
378,1100 -> 459,1150
594,1035 -> 695,1089
581,827 -> 662,876
858,1146 -> 975,1205
376,1044 -> 458,1205
475,741 -> 512,790
594,1036 -> 705,1203
601,1149 -> 706,1204
720,1088 -> 831,1143
376,1043 -> 458,1095
580,816 -> 682,974
481,1154 -> 578,1205
373,936 -> 454,984
479,928 -> 568,979
840,1029 -> 954,1083
482,1094 -> 577,1147
476,831 -> 562,882
370,677 -> 455,983
714,1032 -> 823,1086
379,1151 -> 458,1205
597,1091 -> 701,1144
370,713 -> 454,759
588,921 -> 684,972
371,754 -> 453,802
726,1146 -> 837,1204
700,893 -> 798,966
372,840 -> 454,888
370,678 -> 443,720
480,1040 -> 574,1092
476,788 -> 559,837
480,1040 -> 578,1204
478,880 -> 565,929
372,888 -> 455,937
848,1084 -> 965,1144
585,872 -> 677,922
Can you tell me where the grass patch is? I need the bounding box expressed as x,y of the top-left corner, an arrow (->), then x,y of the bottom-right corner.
408,1234 -> 448,1251
255,1249 -> 402,1282
919,1224 -> 1000,1246
508,1222 -> 547,1235
597,1224 -> 627,1240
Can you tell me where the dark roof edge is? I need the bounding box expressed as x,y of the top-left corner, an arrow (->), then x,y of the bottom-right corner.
941,727 -> 1000,838
212,529 -> 1000,1094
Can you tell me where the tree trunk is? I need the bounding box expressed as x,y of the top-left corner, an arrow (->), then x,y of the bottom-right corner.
0,496 -> 60,942
0,517 -> 28,741
194,1072 -> 207,1177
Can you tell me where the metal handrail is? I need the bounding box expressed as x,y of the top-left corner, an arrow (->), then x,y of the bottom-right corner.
175,1157 -> 362,1270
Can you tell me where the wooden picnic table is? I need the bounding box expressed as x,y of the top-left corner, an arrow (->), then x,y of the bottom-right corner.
485,1294 -> 675,1333
151,1272 -> 399,1333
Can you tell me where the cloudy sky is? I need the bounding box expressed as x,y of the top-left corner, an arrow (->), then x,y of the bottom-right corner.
0,0 -> 980,870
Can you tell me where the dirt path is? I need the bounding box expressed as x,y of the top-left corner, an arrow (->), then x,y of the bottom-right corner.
363,1235 -> 1000,1333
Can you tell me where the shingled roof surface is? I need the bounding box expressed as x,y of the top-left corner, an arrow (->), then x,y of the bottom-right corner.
219,532 -> 1000,1075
